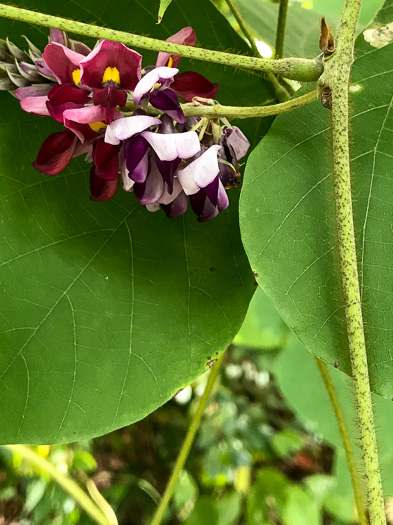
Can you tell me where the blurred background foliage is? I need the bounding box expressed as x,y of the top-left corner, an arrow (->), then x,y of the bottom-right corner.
0,0 -> 389,523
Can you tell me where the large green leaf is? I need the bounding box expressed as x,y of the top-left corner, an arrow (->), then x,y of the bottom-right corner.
235,0 -> 383,58
240,0 -> 393,398
0,0 -> 274,444
236,0 -> 329,58
276,338 -> 393,519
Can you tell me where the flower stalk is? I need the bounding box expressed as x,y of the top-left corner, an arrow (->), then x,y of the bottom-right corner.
122,89 -> 317,120
323,0 -> 386,522
0,3 -> 323,81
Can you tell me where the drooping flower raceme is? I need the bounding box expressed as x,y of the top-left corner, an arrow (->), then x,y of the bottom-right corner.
1,28 -> 249,221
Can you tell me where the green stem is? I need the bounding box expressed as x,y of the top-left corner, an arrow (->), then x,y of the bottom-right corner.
223,0 -> 291,101
150,354 -> 224,525
315,359 -> 367,525
0,3 -> 323,81
324,0 -> 386,522
275,0 -> 289,59
4,445 -> 114,525
125,89 -> 317,119
224,0 -> 260,57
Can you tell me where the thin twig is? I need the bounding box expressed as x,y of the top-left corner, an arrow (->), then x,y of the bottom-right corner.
4,445 -> 115,525
275,0 -> 289,59
150,354 -> 225,525
316,359 -> 367,525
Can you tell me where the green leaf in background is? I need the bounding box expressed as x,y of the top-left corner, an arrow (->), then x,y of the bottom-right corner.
236,0 -> 330,58
240,0 -> 393,399
235,0 -> 383,58
282,486 -> 319,525
234,286 -> 289,349
275,338 -> 393,520
158,0 -> 173,23
310,0 -> 383,26
0,0 -> 274,444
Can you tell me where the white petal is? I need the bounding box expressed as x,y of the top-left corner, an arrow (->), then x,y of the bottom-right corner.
105,115 -> 161,145
121,160 -> 135,192
133,66 -> 179,105
142,130 -> 200,161
177,145 -> 221,195
146,202 -> 161,212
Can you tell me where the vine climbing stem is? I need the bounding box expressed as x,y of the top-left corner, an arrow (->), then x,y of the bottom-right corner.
324,0 -> 386,522
0,3 -> 323,81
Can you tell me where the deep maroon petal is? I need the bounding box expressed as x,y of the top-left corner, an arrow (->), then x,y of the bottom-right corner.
162,191 -> 189,218
156,27 -> 196,68
94,139 -> 121,180
90,165 -> 118,201
93,85 -> 127,109
80,40 -> 142,90
150,89 -> 185,123
48,83 -> 90,105
33,130 -> 77,175
43,43 -> 85,84
171,71 -> 218,102
46,84 -> 91,122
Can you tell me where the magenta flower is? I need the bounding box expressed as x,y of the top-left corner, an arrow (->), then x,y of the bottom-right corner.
155,27 -> 218,102
80,40 -> 142,123
32,130 -> 80,175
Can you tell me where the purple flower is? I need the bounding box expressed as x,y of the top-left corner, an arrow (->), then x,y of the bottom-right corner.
133,66 -> 185,123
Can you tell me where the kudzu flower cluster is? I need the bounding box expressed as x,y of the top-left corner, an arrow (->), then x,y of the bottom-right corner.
0,28 -> 250,221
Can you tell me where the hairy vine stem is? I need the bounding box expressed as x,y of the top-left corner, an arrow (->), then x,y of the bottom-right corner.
316,359 -> 367,525
0,3 -> 323,82
124,89 -> 317,119
150,354 -> 224,525
323,0 -> 386,522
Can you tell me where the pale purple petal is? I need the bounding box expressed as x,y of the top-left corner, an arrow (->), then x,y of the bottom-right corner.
142,130 -> 200,161
177,145 -> 221,195
133,66 -> 179,106
225,126 -> 250,160
20,96 -> 50,116
15,84 -> 52,100
105,115 -> 161,145
136,160 -> 164,205
217,179 -> 229,210
63,105 -> 106,124
159,178 -> 183,205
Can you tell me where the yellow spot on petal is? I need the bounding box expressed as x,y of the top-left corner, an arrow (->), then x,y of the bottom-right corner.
72,68 -> 81,85
167,56 -> 173,67
102,66 -> 121,84
36,445 -> 51,458
89,121 -> 107,133
150,82 -> 161,93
